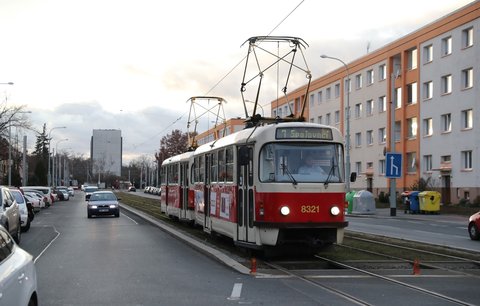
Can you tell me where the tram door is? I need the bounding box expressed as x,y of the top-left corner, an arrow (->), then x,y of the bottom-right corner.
180,162 -> 189,220
204,154 -> 211,232
237,146 -> 255,243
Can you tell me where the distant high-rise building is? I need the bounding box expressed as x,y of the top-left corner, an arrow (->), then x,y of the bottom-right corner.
90,129 -> 122,178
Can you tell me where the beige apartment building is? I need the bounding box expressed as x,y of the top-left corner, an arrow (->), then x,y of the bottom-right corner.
271,1 -> 480,204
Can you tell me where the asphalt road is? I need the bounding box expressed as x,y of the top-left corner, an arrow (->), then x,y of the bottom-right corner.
18,191 -> 480,306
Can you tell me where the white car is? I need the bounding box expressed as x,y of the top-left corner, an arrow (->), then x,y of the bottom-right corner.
0,225 -> 38,306
9,189 -> 33,232
23,190 -> 46,209
0,186 -> 21,243
23,192 -> 42,212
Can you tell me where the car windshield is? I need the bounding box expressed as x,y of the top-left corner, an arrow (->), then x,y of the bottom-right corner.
259,143 -> 345,183
10,190 -> 25,204
90,193 -> 116,201
85,187 -> 99,193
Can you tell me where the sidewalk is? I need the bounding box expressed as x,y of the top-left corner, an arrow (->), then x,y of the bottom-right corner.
347,208 -> 468,224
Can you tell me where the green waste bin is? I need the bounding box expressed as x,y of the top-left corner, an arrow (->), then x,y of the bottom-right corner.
345,191 -> 356,214
418,191 -> 441,214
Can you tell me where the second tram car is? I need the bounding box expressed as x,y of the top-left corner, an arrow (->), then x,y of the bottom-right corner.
161,121 -> 353,253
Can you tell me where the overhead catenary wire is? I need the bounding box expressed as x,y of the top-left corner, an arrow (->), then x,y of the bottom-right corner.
134,0 -> 305,153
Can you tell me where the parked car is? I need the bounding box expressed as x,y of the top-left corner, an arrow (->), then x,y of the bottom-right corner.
84,186 -> 99,200
22,190 -> 47,209
468,210 -> 480,240
67,187 -> 75,197
128,186 -> 136,192
9,188 -> 33,232
0,186 -> 21,243
23,192 -> 42,212
56,186 -> 70,201
22,186 -> 54,207
0,225 -> 38,306
87,191 -> 120,218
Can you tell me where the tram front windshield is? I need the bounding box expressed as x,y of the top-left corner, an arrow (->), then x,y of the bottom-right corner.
259,143 -> 345,183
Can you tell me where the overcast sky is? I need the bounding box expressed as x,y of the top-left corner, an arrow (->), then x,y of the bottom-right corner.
0,0 -> 474,164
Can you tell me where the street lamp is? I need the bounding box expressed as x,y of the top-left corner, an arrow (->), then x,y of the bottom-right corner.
54,138 -> 68,187
320,54 -> 351,192
48,126 -> 67,186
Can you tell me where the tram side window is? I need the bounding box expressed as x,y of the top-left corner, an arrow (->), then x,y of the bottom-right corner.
260,144 -> 275,181
198,155 -> 205,182
168,164 -> 178,184
225,147 -> 234,182
161,167 -> 166,185
218,150 -> 226,182
211,152 -> 218,183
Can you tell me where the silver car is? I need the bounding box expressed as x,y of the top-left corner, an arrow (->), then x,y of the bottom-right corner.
0,186 -> 21,243
0,225 -> 38,306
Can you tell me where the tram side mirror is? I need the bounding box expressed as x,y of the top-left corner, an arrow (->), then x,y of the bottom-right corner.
238,146 -> 250,166
350,172 -> 357,183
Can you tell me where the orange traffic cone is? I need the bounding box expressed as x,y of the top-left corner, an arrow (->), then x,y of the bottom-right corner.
412,259 -> 421,275
250,257 -> 257,275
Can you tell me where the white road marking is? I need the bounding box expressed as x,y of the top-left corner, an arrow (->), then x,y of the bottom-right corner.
34,225 -> 60,264
228,283 -> 243,300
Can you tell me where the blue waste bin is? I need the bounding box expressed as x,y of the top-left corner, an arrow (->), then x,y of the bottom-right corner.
409,191 -> 420,214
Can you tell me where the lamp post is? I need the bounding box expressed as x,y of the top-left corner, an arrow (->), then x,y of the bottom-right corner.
54,138 -> 68,187
48,126 -> 66,186
320,55 -> 351,192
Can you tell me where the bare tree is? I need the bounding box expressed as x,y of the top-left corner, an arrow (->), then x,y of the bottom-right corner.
0,101 -> 32,139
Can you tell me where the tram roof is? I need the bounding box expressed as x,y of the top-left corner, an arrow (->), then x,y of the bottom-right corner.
194,121 -> 342,155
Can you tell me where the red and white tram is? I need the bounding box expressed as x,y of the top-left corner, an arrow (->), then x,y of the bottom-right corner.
161,121 -> 353,253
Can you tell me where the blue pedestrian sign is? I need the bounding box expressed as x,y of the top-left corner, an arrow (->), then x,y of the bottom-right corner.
386,152 -> 402,178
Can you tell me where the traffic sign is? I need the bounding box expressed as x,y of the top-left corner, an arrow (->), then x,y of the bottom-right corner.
385,152 -> 402,178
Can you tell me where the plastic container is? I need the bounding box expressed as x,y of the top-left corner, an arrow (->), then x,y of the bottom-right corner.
418,191 -> 441,214
409,191 -> 420,214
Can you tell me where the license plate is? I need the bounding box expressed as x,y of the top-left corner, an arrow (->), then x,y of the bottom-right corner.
99,209 -> 109,212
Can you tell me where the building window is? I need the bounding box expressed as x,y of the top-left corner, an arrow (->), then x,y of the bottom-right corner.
423,155 -> 433,172
462,27 -> 473,48
355,132 -> 362,147
355,74 -> 362,89
394,121 -> 401,142
461,109 -> 473,129
461,150 -> 473,170
395,87 -> 402,108
317,116 -> 322,124
462,68 -> 473,89
318,91 -> 323,104
441,113 -> 452,133
326,87 -> 331,100
366,99 -> 374,116
407,117 -> 417,139
310,118 -> 314,123
407,82 -> 417,104
366,130 -> 373,146
407,152 -> 416,173
356,161 -> 362,174
366,69 -> 374,85
273,109 -> 277,117
326,113 -> 331,125
346,78 -> 351,93
407,48 -> 417,70
277,108 -> 282,117
334,83 -> 340,98
355,103 -> 362,119
441,74 -> 452,94
441,36 -> 452,56
379,160 -> 386,175
423,118 -> 433,136
379,64 -> 386,81
423,44 -> 433,64
441,156 -> 451,165
423,81 -> 433,100
334,110 -> 340,125
309,94 -> 315,108
378,95 -> 386,113
378,127 -> 386,144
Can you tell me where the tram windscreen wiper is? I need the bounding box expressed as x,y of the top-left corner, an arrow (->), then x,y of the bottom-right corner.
324,157 -> 336,188
281,162 -> 297,185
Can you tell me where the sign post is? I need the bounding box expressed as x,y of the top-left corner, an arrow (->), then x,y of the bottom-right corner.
386,152 -> 402,216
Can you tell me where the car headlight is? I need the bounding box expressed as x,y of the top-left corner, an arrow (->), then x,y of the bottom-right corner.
90,205 -> 98,209
280,206 -> 290,216
330,206 -> 341,216
109,204 -> 118,208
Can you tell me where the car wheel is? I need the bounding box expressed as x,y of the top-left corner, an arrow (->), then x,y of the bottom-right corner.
87,211 -> 92,218
22,219 -> 31,232
468,222 -> 479,240
115,212 -> 120,218
13,221 -> 21,244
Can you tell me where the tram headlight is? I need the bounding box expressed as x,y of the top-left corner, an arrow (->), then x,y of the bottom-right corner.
280,206 -> 290,216
330,205 -> 341,216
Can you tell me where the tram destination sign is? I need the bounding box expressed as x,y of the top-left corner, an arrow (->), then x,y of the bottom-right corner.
276,127 -> 333,140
